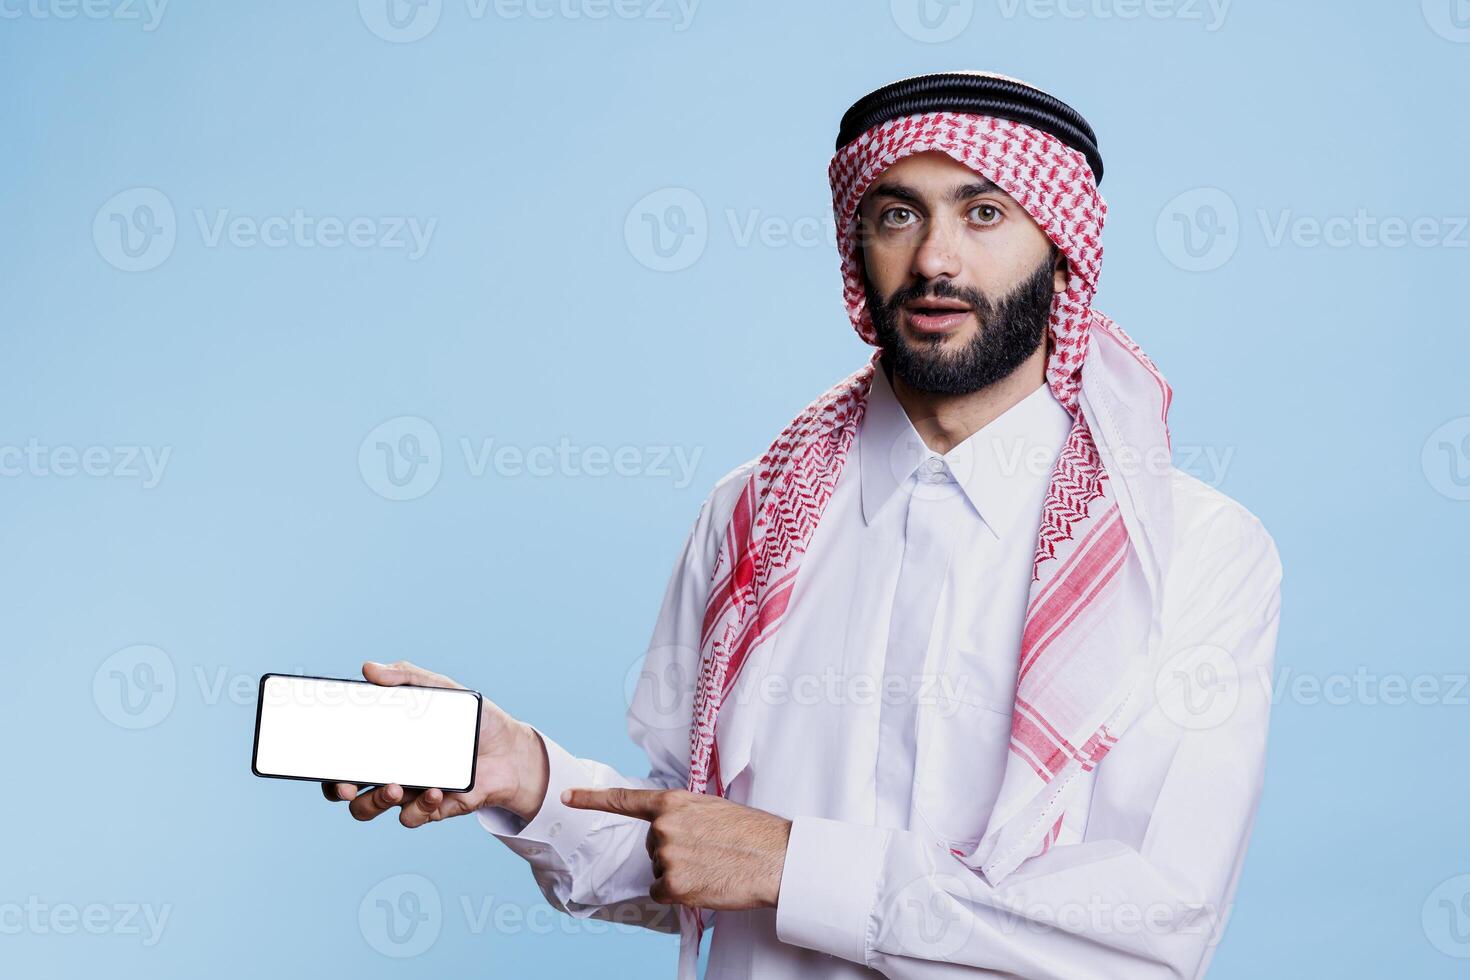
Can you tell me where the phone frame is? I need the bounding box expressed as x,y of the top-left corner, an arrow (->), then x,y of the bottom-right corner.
250,672 -> 482,793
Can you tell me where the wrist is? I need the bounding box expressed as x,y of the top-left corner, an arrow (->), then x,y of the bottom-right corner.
764,817 -> 793,908
504,723 -> 550,822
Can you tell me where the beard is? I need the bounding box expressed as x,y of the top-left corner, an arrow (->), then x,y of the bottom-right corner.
864,250 -> 1057,396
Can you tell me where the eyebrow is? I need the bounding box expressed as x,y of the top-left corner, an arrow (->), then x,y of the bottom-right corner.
866,178 -> 1002,207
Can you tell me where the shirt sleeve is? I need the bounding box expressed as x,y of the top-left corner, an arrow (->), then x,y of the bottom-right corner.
473,478 -> 736,935
775,504 -> 1284,979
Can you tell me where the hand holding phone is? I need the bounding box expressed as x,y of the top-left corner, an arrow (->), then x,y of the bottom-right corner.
264,661 -> 551,828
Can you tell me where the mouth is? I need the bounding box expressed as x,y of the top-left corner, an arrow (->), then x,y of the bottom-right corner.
901,300 -> 973,336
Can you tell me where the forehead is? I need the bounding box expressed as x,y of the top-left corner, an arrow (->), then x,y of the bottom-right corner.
858,150 -> 1014,206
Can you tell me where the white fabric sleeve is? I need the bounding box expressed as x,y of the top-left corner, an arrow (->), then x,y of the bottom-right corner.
775,507 -> 1284,979
473,484 -> 731,935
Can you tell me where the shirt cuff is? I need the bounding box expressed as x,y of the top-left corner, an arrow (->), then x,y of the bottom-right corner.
475,726 -> 603,867
775,815 -> 888,966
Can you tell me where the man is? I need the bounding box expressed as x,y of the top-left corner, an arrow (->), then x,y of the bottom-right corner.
324,72 -> 1283,979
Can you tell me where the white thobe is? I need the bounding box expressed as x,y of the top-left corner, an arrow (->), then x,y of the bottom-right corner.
477,364 -> 1284,979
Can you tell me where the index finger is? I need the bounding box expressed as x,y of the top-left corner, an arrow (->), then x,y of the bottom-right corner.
321,781 -> 358,802
560,787 -> 666,820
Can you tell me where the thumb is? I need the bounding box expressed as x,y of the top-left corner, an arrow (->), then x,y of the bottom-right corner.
363,660 -> 461,689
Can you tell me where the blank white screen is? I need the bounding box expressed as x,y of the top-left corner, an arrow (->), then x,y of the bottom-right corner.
254,675 -> 479,790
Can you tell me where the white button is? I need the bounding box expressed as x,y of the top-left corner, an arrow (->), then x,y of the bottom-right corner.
548,821 -> 562,838
919,457 -> 949,483
524,845 -> 545,856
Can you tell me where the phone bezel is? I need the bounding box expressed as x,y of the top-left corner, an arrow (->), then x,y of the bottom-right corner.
250,672 -> 482,794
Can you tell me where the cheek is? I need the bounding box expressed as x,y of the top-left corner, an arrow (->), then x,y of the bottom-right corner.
862,240 -> 911,297
966,229 -> 1048,295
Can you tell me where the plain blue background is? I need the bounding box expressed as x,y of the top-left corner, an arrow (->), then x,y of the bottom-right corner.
3,1 -> 1468,976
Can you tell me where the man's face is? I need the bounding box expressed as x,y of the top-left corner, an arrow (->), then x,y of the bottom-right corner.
856,151 -> 1066,395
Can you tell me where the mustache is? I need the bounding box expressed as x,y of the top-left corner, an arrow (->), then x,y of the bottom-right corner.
883,279 -> 992,312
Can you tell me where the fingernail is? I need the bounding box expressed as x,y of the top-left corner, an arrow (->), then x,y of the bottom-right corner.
559,790 -> 571,804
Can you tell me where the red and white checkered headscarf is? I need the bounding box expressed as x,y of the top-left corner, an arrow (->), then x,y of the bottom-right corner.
675,112 -> 1175,976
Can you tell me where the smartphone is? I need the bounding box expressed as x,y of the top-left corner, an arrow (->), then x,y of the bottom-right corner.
251,673 -> 481,792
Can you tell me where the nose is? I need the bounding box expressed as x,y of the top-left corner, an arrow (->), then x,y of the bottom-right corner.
911,216 -> 962,282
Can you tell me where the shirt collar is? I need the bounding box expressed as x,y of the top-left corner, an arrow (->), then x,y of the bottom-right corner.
858,359 -> 1075,537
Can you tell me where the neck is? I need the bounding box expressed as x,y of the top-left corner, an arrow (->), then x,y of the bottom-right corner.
883,344 -> 1048,454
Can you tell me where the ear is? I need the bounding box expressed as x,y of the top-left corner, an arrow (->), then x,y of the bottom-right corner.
1052,247 -> 1070,294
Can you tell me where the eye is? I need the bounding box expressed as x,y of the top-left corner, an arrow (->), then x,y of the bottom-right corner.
968,204 -> 1002,226
880,206 -> 918,229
